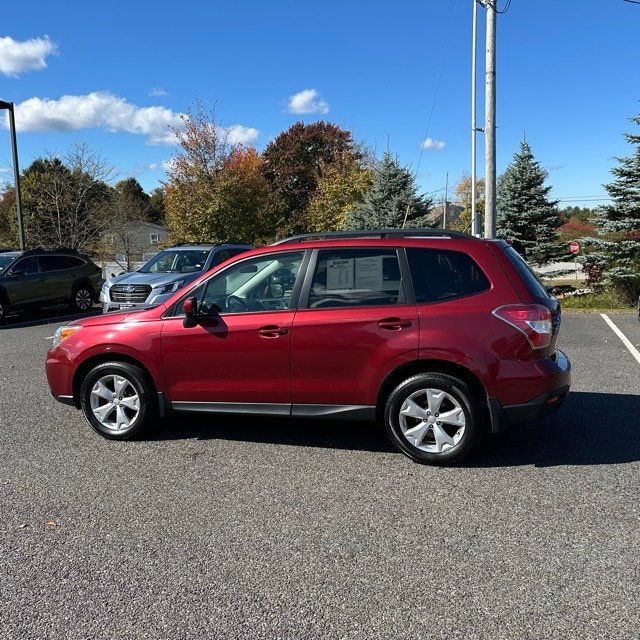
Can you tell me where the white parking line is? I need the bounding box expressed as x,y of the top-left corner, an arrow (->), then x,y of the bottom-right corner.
600,314 -> 640,365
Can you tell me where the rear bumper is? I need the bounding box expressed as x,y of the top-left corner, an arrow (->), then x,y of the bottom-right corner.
488,349 -> 571,433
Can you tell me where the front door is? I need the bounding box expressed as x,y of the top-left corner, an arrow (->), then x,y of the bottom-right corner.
160,251 -> 305,412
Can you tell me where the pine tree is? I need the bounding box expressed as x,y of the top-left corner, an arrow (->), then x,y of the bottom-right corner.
496,140 -> 560,266
345,152 -> 433,230
585,112 -> 640,302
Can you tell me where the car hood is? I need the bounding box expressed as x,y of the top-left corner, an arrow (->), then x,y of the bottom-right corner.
108,270 -> 202,287
79,305 -> 165,326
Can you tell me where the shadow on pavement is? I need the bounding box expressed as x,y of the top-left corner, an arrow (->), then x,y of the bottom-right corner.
146,390 -> 639,467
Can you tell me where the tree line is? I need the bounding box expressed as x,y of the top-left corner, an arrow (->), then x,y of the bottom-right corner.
1,102 -> 638,303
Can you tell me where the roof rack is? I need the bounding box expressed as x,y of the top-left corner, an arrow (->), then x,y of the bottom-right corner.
22,246 -> 81,256
272,228 -> 477,245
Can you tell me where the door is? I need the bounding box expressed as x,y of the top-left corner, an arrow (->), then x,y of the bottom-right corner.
4,256 -> 43,306
160,251 -> 305,411
290,248 -> 419,409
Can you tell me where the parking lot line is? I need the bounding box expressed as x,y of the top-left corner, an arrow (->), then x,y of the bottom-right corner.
601,314 -> 640,365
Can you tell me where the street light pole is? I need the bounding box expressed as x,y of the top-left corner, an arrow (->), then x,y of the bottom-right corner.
0,100 -> 25,250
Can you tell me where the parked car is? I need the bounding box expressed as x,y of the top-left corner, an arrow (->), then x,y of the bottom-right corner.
99,243 -> 253,313
46,229 -> 571,466
0,247 -> 103,321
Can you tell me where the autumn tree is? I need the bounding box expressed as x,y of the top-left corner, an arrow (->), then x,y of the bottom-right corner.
451,173 -> 485,233
345,151 -> 434,230
0,188 -> 18,247
306,151 -> 373,232
21,144 -> 115,252
217,146 -> 269,244
496,140 -> 560,266
261,121 -> 365,237
163,102 -> 263,244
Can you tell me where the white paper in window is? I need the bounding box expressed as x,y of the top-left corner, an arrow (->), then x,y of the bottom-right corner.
355,256 -> 383,290
326,258 -> 354,290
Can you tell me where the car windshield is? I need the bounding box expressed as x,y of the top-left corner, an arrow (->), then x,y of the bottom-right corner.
139,249 -> 210,274
0,253 -> 19,272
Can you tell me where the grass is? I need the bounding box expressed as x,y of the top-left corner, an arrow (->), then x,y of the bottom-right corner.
544,279 -> 637,314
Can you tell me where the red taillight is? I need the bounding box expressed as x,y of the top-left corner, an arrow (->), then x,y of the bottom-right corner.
492,304 -> 553,349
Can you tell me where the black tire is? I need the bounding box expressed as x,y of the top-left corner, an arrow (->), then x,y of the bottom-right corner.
384,373 -> 483,466
70,283 -> 94,312
0,294 -> 7,321
80,362 -> 156,440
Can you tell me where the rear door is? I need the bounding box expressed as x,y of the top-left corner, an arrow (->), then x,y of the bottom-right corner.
290,247 -> 419,409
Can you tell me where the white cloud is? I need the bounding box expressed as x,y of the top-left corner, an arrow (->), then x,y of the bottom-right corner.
149,87 -> 168,97
9,92 -> 183,145
223,124 -> 260,145
286,89 -> 329,115
4,92 -> 262,148
0,35 -> 58,77
421,137 -> 446,151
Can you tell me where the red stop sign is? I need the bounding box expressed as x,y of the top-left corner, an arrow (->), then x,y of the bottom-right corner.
570,241 -> 580,255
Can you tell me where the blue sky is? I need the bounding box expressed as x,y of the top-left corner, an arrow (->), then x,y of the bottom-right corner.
1,0 -> 639,211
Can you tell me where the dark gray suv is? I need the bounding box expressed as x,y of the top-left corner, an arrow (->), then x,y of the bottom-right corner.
0,247 -> 103,321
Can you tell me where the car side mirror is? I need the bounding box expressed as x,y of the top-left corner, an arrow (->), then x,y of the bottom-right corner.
183,297 -> 199,327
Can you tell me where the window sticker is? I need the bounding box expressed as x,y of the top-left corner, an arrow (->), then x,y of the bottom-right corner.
327,258 -> 354,290
355,256 -> 383,290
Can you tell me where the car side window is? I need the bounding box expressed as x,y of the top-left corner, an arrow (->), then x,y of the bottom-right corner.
12,257 -> 40,275
39,255 -> 71,272
197,251 -> 304,315
406,248 -> 490,303
308,249 -> 403,309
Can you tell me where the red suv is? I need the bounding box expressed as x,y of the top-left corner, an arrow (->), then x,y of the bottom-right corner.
45,230 -> 570,465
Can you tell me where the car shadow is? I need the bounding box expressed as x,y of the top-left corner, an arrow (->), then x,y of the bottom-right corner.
151,413 -> 397,455
148,391 -> 640,467
0,306 -> 102,329
473,390 -> 640,468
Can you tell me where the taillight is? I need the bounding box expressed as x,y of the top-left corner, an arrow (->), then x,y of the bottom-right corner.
492,304 -> 553,349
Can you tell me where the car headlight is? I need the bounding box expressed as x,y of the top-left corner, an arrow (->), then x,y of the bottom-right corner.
51,324 -> 82,348
157,280 -> 184,295
101,281 -> 109,294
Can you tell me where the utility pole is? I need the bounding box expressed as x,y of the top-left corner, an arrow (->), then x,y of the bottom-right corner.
0,101 -> 25,250
471,0 -> 482,237
484,1 -> 497,238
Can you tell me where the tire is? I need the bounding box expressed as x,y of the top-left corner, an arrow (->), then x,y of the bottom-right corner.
0,294 -> 7,321
384,373 -> 483,466
70,283 -> 94,312
80,362 -> 156,440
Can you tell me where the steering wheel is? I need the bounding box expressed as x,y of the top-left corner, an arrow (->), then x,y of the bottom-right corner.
225,295 -> 249,313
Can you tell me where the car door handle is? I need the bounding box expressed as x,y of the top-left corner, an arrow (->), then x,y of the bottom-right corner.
258,325 -> 288,338
378,318 -> 412,331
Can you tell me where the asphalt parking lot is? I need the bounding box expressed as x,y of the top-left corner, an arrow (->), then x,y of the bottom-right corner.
1,309 -> 639,639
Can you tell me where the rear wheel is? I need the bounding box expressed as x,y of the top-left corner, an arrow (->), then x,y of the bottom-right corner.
384,373 -> 483,466
80,362 -> 156,439
70,283 -> 94,312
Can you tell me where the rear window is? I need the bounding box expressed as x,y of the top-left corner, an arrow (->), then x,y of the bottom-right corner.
503,246 -> 550,299
407,248 -> 490,303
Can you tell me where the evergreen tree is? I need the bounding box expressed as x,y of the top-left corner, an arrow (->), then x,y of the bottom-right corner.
345,152 -> 433,230
496,140 -> 560,266
585,111 -> 640,302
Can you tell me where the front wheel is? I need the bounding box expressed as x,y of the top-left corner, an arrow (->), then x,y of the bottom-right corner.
80,362 -> 156,439
384,373 -> 483,466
